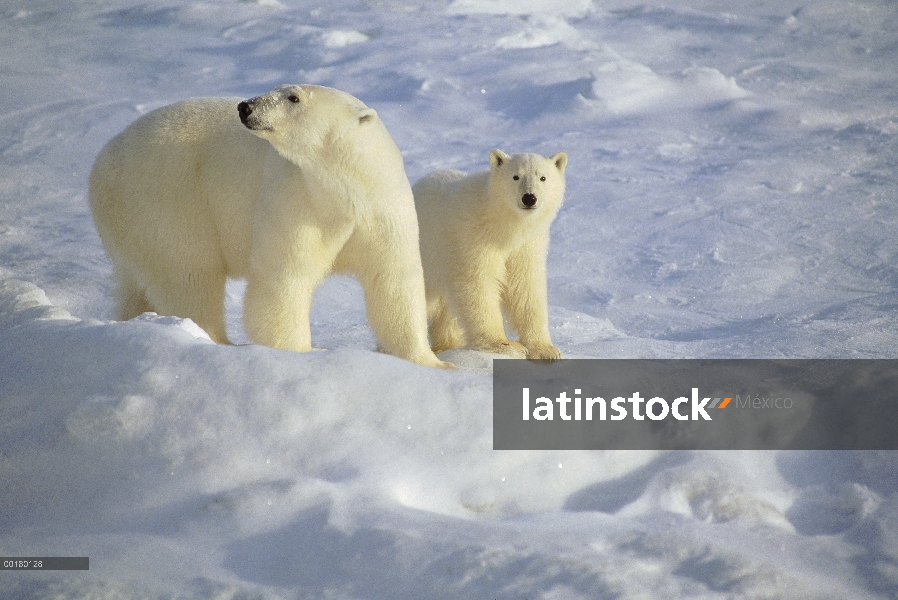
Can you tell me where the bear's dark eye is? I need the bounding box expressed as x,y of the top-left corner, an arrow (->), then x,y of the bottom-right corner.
513,175 -> 520,181
540,176 -> 546,181
288,95 -> 300,103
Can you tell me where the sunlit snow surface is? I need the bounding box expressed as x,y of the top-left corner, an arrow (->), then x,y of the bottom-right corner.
1,1 -> 898,598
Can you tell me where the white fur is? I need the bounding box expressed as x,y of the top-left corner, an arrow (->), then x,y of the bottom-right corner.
89,84 -> 450,368
413,149 -> 567,359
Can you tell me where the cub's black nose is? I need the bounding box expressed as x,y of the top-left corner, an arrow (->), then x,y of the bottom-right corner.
237,101 -> 252,123
522,193 -> 537,208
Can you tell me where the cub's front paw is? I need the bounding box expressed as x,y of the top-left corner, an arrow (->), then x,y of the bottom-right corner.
526,344 -> 563,361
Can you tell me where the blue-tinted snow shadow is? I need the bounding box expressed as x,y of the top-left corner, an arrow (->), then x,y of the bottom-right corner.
324,70 -> 426,103
653,314 -> 785,342
845,495 -> 898,600
781,451 -> 898,598
486,77 -> 594,121
610,5 -> 761,35
778,451 -> 898,529
223,505 -> 618,598
777,450 -> 898,494
100,6 -> 181,27
564,451 -> 693,513
672,549 -> 753,594
224,506 -> 398,591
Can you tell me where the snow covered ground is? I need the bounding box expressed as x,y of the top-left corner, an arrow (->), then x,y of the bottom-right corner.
2,0 -> 898,597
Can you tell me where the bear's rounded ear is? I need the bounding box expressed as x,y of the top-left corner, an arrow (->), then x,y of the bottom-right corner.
552,152 -> 568,173
358,108 -> 377,125
490,149 -> 510,169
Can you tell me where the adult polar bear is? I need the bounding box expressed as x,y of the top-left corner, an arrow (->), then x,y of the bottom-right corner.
89,84 -> 450,368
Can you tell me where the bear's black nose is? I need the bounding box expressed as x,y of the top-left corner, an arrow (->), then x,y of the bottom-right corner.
522,193 -> 537,208
237,101 -> 252,123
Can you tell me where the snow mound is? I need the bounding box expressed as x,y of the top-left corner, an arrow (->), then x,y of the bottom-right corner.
0,278 -> 629,527
496,15 -> 598,50
584,60 -> 751,115
0,279 -> 75,325
321,29 -> 369,48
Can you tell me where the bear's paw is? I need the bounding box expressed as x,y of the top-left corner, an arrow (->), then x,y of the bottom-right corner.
525,343 -> 563,362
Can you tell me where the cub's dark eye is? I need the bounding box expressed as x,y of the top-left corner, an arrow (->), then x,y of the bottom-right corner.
288,95 -> 300,103
540,176 -> 546,181
513,175 -> 520,180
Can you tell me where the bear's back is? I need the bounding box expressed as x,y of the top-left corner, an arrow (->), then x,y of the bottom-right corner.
88,97 -> 271,278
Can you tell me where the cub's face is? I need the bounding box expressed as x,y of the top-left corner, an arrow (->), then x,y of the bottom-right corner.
237,84 -> 378,165
489,149 -> 568,215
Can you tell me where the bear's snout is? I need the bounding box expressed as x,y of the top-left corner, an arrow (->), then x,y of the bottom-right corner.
521,193 -> 537,208
238,98 -> 272,132
237,100 -> 253,124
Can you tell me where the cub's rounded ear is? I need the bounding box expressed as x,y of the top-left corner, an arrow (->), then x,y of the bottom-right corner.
490,149 -> 511,169
358,108 -> 377,125
552,152 -> 568,173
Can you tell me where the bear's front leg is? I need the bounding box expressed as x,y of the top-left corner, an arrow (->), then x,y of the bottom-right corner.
243,219 -> 346,352
504,238 -> 562,361
243,268 -> 319,352
344,226 -> 453,369
450,251 -> 527,358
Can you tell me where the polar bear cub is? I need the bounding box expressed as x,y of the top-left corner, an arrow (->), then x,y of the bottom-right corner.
413,150 -> 567,359
89,84 -> 450,368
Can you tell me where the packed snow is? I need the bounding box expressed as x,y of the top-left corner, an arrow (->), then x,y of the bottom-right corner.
2,0 -> 898,598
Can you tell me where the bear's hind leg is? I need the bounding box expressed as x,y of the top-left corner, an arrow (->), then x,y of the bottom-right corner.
114,268 -> 154,321
429,297 -> 464,353
146,269 -> 230,344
